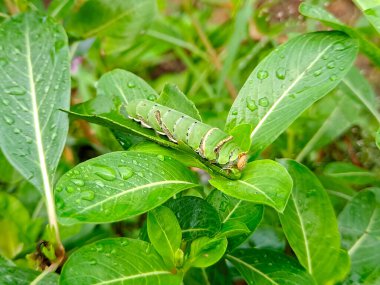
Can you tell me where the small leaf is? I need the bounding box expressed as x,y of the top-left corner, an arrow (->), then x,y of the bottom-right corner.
66,0 -> 157,39
60,238 -> 182,285
187,237 -> 228,268
227,248 -> 316,285
352,0 -> 380,34
323,162 -> 380,186
148,206 -> 182,267
339,188 -> 380,284
209,160 -> 293,212
225,31 -> 358,156
165,196 -> 221,241
207,189 -> 263,248
278,159 -> 347,284
156,84 -> 202,121
0,266 -> 59,285
0,12 -> 70,195
55,152 -> 198,225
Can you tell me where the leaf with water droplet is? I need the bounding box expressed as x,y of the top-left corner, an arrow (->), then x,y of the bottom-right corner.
55,151 -> 197,224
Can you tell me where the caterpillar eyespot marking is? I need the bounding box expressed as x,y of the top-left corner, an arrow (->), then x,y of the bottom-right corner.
125,99 -> 247,171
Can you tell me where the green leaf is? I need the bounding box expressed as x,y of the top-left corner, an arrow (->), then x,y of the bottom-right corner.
0,13 -> 70,196
341,67 -> 380,123
323,162 -> 380,186
156,84 -> 202,121
187,237 -> 228,268
148,206 -> 182,267
66,0 -> 157,39
207,189 -> 263,248
60,238 -> 182,285
339,188 -> 380,284
296,89 -> 362,162
278,159 -> 346,284
165,196 -> 221,241
0,266 -> 59,285
55,152 -> 198,225
353,0 -> 380,34
227,248 -> 316,285
299,3 -> 380,66
226,31 -> 358,156
0,192 -> 30,258
209,160 -> 293,212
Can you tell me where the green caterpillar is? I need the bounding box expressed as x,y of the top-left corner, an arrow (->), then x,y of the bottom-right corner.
125,99 -> 247,172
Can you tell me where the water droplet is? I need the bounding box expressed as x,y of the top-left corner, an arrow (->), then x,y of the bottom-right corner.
313,69 -> 322,77
89,259 -> 97,265
231,110 -> 238,115
94,165 -> 116,181
95,180 -> 105,187
257,70 -> 269,80
322,54 -> 329,60
13,128 -> 20,134
121,240 -> 129,246
55,186 -> 63,192
339,66 -> 345,71
258,97 -> 269,107
327,61 -> 335,69
82,190 -> 95,201
275,67 -> 286,80
289,93 -> 296,99
334,42 -> 345,51
3,116 -> 14,125
220,201 -> 228,212
132,160 -> 138,165
157,155 -> 165,161
51,132 -> 57,140
127,81 -> 136,88
2,99 -> 10,106
72,179 -> 85,186
148,94 -> 157,101
145,245 -> 152,254
26,136 -> 32,143
66,186 -> 75,193
136,172 -> 144,177
118,166 -> 133,180
6,86 -> 25,96
246,98 -> 257,112
329,74 -> 338,81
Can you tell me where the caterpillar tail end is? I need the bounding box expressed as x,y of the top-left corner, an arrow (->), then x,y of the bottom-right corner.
237,153 -> 248,171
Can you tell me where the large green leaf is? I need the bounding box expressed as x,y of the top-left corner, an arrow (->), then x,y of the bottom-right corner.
165,196 -> 221,241
209,160 -> 293,212
60,238 -> 182,285
227,248 -> 316,285
353,0 -> 380,34
207,189 -> 263,249
323,162 -> 380,186
66,0 -> 157,39
0,265 -> 58,285
55,152 -> 198,225
0,13 -> 70,201
225,31 -> 358,155
299,3 -> 380,66
278,159 -> 347,284
148,206 -> 182,267
339,188 -> 380,284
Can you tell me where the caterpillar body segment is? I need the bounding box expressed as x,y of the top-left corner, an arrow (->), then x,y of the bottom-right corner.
125,99 -> 247,171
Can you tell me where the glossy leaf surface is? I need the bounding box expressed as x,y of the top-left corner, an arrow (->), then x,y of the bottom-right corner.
226,31 -> 358,155
60,238 -> 181,285
209,160 -> 292,212
187,237 -> 228,268
227,248 -> 316,285
0,12 -> 70,194
278,159 -> 346,284
55,152 -> 198,224
0,266 -> 58,285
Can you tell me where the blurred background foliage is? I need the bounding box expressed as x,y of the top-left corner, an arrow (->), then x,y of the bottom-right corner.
0,0 -> 379,275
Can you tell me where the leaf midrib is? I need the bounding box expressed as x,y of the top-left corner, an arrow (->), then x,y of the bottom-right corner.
92,271 -> 172,285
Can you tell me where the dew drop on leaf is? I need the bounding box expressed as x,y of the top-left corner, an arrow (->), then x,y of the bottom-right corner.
118,166 -> 134,180
6,86 -> 25,96
26,136 -> 32,143
71,179 -> 85,186
95,180 -> 105,187
94,164 -> 117,181
13,128 -> 20,134
148,94 -> 157,101
231,110 -> 238,115
258,97 -> 269,107
327,61 -> 335,69
2,99 -> 10,106
89,259 -> 97,265
275,67 -> 286,80
3,115 -> 14,125
127,81 -> 136,88
313,69 -> 322,77
66,186 -> 75,193
55,186 -> 63,192
81,190 -> 95,201
333,42 -> 345,51
121,240 -> 129,246
157,155 -> 165,161
257,70 -> 269,80
132,160 -> 138,165
329,74 -> 338,81
246,98 -> 258,112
